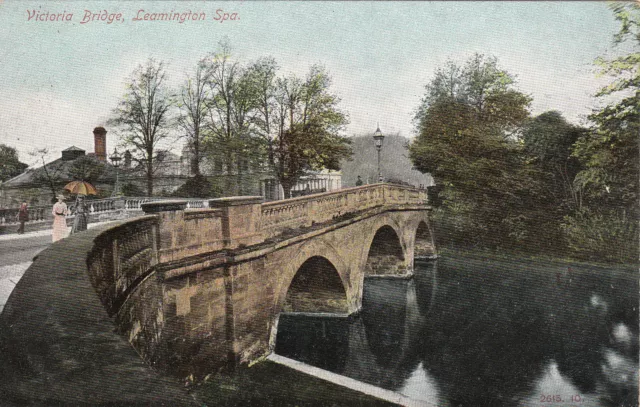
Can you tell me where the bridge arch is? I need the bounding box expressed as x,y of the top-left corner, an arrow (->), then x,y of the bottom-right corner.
282,256 -> 349,314
274,238 -> 353,315
364,224 -> 408,276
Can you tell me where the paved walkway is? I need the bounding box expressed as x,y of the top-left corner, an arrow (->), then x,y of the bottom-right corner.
0,225 -> 197,405
0,220 -> 116,242
0,221 -> 118,313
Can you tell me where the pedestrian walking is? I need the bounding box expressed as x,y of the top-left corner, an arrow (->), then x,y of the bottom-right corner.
70,195 -> 88,234
16,201 -> 28,234
52,194 -> 69,242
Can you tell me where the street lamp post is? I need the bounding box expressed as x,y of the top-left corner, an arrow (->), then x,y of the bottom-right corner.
110,148 -> 122,197
373,124 -> 385,182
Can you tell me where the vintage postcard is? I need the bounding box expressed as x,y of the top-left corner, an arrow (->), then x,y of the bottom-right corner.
0,1 -> 637,406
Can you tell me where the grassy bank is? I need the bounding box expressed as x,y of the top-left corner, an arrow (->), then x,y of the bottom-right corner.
190,360 -> 399,407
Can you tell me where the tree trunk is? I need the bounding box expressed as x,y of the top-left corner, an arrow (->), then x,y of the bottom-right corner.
146,172 -> 153,197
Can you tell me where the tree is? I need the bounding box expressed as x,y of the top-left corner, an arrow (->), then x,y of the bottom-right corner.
29,148 -> 65,204
109,58 -> 174,196
250,63 -> 351,198
572,2 -> 639,213
0,144 -> 28,182
522,111 -> 586,212
177,58 -> 211,176
201,41 -> 257,194
409,54 -> 532,248
563,3 -> 639,262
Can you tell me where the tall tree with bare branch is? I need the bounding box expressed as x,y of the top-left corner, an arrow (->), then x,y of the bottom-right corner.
109,58 -> 174,196
177,59 -> 211,176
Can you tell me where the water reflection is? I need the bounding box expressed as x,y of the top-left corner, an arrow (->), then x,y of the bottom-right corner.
275,253 -> 638,406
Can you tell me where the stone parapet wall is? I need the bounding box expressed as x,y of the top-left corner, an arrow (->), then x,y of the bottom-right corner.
261,184 -> 427,240
87,216 -> 159,316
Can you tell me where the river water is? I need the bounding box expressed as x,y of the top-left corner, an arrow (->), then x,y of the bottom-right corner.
275,252 -> 638,407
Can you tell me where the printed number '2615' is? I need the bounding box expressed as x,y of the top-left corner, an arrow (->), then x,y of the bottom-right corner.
540,395 -> 563,403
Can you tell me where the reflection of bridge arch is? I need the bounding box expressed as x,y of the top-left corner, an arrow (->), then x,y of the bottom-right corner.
342,278 -> 426,391
414,221 -> 437,259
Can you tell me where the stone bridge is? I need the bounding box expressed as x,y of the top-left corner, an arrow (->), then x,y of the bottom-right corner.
2,184 -> 436,387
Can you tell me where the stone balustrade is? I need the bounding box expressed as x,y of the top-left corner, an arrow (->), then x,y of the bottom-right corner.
0,196 -> 208,229
261,184 -> 427,239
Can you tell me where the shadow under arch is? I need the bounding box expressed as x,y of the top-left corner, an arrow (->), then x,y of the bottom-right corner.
282,256 -> 349,314
414,220 -> 437,259
274,256 -> 351,371
364,225 -> 407,276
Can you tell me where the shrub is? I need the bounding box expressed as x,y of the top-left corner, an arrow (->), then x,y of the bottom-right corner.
562,210 -> 638,263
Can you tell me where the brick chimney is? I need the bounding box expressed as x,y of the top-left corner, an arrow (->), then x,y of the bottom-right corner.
93,126 -> 107,162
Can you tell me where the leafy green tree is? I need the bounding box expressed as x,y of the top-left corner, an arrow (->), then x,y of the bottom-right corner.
409,54 -> 532,248
109,58 -> 174,196
201,40 -> 262,195
572,3 -> 639,211
564,3 -> 639,262
249,63 -> 351,198
522,111 -> 586,212
0,144 -> 28,182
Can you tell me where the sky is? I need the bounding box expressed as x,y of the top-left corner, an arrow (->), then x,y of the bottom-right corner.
0,1 -> 622,166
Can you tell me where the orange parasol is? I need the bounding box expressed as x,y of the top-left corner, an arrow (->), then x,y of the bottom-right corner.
64,180 -> 98,196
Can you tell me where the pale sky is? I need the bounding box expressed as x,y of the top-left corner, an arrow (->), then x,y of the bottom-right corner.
0,1 -> 621,166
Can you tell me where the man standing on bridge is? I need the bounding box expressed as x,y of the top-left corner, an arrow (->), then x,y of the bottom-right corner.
16,201 -> 28,234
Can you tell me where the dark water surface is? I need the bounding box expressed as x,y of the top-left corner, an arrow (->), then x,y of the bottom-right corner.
275,252 -> 639,407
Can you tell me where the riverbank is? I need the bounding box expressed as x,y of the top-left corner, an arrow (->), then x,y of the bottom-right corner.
190,359 -> 399,407
437,245 -> 638,272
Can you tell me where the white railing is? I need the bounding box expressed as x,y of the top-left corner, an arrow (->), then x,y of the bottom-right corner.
1,196 -> 209,225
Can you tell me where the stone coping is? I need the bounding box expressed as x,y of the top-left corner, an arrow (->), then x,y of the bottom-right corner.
208,196 -> 264,207
261,183 -> 425,209
0,223 -> 197,406
141,200 -> 189,213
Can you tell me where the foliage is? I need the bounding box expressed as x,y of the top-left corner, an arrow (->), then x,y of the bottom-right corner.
0,144 -> 28,182
562,209 -> 638,263
109,58 -> 174,196
67,155 -> 105,184
199,40 -> 266,195
248,62 -> 352,197
522,111 -> 586,212
409,54 -> 533,248
171,174 -> 221,198
572,3 -> 639,214
565,3 -> 639,262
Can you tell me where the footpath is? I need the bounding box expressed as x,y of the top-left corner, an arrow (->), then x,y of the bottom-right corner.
0,221 -> 117,313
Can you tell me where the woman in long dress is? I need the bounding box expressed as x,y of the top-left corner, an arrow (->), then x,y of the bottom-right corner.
51,194 -> 68,242
71,195 -> 88,234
